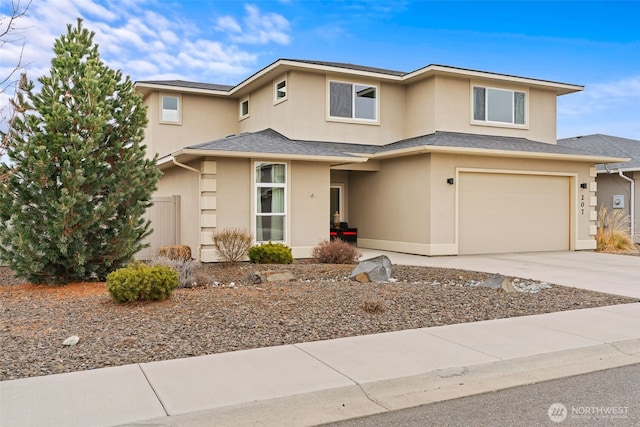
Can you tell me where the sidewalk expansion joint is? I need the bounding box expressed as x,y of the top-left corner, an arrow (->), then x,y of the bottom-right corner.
292,344 -> 392,412
137,364 -> 170,417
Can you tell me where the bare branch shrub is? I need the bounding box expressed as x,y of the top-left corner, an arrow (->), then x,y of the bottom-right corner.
312,239 -> 361,264
211,227 -> 253,263
1,1 -> 31,159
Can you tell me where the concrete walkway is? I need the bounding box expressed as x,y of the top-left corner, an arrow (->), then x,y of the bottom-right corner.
359,249 -> 640,298
1,251 -> 639,427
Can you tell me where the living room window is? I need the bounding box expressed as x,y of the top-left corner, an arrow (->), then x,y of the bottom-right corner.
240,98 -> 249,119
274,78 -> 287,103
160,94 -> 180,124
329,81 -> 377,121
473,86 -> 526,125
255,162 -> 287,242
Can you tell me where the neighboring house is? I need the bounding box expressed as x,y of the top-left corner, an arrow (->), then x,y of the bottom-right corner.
134,59 -> 627,261
558,134 -> 640,243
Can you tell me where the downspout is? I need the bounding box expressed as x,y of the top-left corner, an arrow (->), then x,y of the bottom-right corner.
618,171 -> 635,241
172,157 -> 202,260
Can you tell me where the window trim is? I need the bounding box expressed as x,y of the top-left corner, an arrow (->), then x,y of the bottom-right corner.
274,77 -> 288,105
253,161 -> 289,244
159,93 -> 181,125
470,84 -> 528,128
330,184 -> 345,223
327,78 -> 379,124
239,97 -> 250,120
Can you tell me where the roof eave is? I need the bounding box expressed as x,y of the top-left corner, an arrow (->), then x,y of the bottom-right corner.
402,65 -> 583,95
172,148 -> 369,165
135,82 -> 231,96
371,145 -> 629,162
597,166 -> 640,173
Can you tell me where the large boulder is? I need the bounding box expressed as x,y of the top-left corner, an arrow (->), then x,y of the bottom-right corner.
349,255 -> 393,283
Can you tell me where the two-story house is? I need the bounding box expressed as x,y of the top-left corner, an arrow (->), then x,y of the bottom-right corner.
134,59 -> 626,261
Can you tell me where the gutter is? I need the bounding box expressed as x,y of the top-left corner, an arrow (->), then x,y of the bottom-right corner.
617,171 -> 636,241
172,157 -> 202,261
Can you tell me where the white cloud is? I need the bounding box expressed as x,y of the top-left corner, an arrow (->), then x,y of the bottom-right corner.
558,75 -> 640,118
558,75 -> 640,139
0,0 -> 293,116
216,16 -> 242,34
218,4 -> 290,45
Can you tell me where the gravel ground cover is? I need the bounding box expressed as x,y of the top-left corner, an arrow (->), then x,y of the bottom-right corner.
1,261 -> 637,381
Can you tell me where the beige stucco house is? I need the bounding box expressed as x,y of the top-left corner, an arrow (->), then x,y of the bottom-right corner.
134,59 -> 627,261
558,134 -> 639,243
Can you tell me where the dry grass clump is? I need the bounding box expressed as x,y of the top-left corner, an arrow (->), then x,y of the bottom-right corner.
596,206 -> 638,253
361,292 -> 386,314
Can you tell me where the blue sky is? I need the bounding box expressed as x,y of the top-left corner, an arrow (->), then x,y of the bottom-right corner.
1,0 -> 639,140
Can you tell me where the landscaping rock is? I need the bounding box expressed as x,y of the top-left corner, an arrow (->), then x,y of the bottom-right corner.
250,270 -> 296,284
476,273 -> 505,290
62,336 -> 79,346
349,255 -> 392,282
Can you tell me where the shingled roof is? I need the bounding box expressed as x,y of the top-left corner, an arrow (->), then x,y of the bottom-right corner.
178,129 -> 623,164
558,134 -> 640,172
185,129 -> 364,160
136,80 -> 234,92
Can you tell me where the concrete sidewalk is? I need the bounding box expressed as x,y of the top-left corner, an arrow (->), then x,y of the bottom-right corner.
1,251 -> 639,427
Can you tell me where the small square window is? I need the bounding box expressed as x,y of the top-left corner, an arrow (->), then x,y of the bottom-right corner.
161,94 -> 180,123
240,98 -> 249,119
275,79 -> 287,103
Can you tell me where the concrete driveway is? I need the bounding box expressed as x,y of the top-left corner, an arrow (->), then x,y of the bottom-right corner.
359,250 -> 640,299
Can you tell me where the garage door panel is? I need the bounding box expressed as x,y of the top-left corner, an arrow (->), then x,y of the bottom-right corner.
459,173 -> 570,255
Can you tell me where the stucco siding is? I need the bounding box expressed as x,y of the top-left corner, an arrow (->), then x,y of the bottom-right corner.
267,72 -> 407,145
349,155 -> 431,245
290,161 -> 331,256
145,92 -> 238,159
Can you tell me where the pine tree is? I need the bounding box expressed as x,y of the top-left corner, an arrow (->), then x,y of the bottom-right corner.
0,19 -> 161,284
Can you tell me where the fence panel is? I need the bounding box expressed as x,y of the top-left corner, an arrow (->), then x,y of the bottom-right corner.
137,195 -> 180,260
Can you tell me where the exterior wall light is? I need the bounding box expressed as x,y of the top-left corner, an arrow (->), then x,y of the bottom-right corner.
446,178 -> 454,185
580,183 -> 588,189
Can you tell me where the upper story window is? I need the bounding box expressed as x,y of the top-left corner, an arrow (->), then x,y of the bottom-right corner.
240,98 -> 249,119
160,94 -> 180,124
329,81 -> 377,121
473,86 -> 526,125
274,79 -> 287,104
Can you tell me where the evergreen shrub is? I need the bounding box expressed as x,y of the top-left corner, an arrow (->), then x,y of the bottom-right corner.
248,242 -> 293,264
106,262 -> 178,303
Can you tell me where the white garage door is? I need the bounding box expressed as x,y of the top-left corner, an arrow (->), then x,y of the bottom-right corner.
458,173 -> 570,255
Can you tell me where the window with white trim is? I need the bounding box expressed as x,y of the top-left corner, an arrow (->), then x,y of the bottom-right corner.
240,98 -> 249,119
274,79 -> 287,103
160,94 -> 180,123
255,162 -> 286,242
329,81 -> 377,121
473,86 -> 526,125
